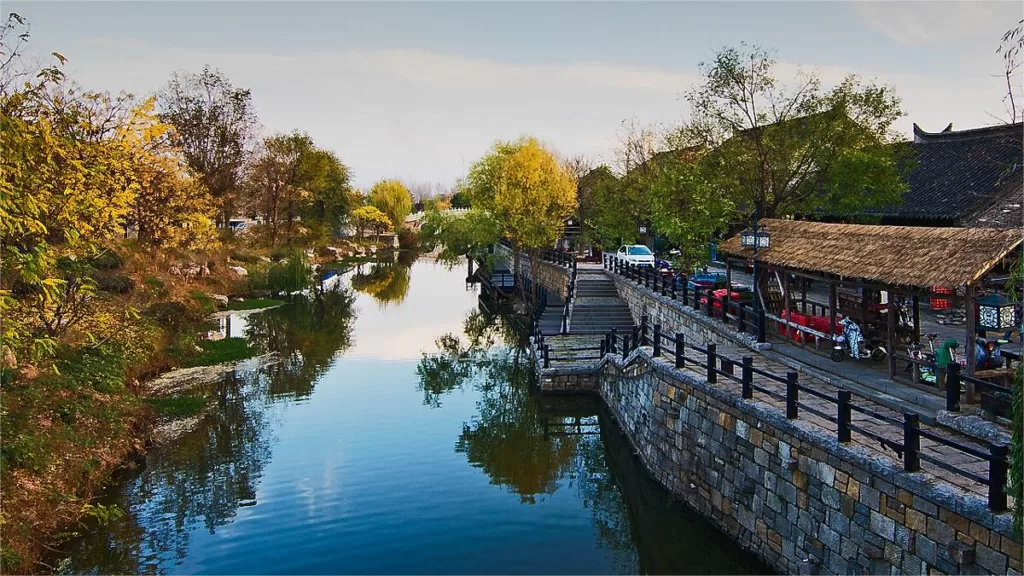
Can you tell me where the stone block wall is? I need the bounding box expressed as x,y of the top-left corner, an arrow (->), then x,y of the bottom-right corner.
595,348 -> 1020,575
609,273 -> 766,353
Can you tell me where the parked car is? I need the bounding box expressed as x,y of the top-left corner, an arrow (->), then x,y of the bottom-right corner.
679,271 -> 728,291
615,244 -> 656,267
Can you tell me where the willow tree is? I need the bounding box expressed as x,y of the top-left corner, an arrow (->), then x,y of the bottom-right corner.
465,137 -> 577,303
368,179 -> 413,230
683,44 -> 906,220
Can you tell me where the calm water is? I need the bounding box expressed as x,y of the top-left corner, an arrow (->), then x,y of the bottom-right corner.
55,257 -> 770,575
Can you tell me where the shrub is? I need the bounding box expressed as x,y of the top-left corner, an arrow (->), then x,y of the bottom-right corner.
145,301 -> 189,330
397,228 -> 419,250
230,250 -> 260,264
92,272 -> 134,294
188,290 -> 217,314
90,250 -> 124,270
265,253 -> 311,294
270,245 -> 299,262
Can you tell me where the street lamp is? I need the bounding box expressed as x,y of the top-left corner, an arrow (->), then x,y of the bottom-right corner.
740,216 -> 770,343
976,291 -> 1016,332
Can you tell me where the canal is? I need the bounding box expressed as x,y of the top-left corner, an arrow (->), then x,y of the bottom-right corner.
54,257 -> 770,574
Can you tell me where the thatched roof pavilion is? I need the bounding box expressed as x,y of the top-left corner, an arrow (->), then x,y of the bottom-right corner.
720,219 -> 1023,289
720,219 -> 1023,379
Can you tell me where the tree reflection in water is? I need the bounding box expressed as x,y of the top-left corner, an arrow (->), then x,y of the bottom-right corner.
417,298 -> 578,504
350,260 -> 411,307
52,287 -> 358,575
417,295 -> 770,575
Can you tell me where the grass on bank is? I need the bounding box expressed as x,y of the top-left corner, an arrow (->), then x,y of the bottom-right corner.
181,338 -> 257,368
145,395 -> 206,418
224,298 -> 284,311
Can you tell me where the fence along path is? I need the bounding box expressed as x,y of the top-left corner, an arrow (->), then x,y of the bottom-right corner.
606,320 -> 1009,509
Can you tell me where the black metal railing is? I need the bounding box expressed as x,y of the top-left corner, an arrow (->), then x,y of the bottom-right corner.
603,254 -> 767,341
594,313 -> 1011,512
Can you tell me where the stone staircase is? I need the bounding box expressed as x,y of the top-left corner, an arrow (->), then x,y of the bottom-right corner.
536,290 -> 566,336
569,272 -> 636,335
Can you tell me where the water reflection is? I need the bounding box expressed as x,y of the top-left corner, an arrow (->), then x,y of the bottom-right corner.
350,258 -> 412,307
53,287 -> 358,574
56,261 -> 769,575
418,295 -> 771,574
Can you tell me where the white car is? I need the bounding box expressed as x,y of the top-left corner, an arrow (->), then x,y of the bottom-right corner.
615,244 -> 655,267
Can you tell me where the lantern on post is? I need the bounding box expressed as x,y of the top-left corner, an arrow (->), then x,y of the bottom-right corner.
976,292 -> 1016,332
740,218 -> 771,343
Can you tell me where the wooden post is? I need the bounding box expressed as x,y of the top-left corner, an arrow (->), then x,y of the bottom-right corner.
801,277 -> 808,315
725,258 -> 733,299
829,281 -> 838,340
912,293 -> 921,345
965,284 -> 977,400
888,289 -> 897,379
783,272 -> 792,343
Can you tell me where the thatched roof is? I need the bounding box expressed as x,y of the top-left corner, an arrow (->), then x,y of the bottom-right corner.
720,219 -> 1023,288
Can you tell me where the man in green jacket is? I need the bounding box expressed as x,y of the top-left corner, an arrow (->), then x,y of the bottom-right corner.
934,338 -> 960,390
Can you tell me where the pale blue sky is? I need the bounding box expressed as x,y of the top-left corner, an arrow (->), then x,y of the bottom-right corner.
7,1 -> 1022,188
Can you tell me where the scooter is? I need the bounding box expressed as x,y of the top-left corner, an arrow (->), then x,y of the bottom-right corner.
905,333 -> 940,383
831,317 -> 887,362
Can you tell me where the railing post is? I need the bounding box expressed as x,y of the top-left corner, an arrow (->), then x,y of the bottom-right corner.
675,333 -> 685,369
741,356 -> 753,399
738,304 -> 747,333
653,324 -> 662,357
610,328 -> 618,354
837,390 -> 852,443
757,309 -> 766,343
660,274 -> 668,297
622,334 -> 630,360
693,286 -> 701,311
705,289 -> 714,317
903,412 -> 920,472
988,443 -> 1009,511
722,297 -> 730,325
670,274 -> 677,300
786,372 -> 799,419
945,362 -> 961,412
706,342 -> 718,383
600,340 -> 606,357
543,344 -> 550,368
640,314 -> 649,346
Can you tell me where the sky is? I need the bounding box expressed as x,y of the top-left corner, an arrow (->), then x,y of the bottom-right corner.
5,1 -> 1022,189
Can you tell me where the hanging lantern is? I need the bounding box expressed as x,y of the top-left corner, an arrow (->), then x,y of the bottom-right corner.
740,228 -> 771,249
976,292 -> 1016,331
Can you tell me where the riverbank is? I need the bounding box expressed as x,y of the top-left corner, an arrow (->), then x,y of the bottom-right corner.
0,237 -> 392,573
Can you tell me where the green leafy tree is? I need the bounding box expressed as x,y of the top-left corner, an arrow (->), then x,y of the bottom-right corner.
464,137 -> 577,303
682,43 -> 906,220
419,209 -> 501,268
368,179 -> 413,230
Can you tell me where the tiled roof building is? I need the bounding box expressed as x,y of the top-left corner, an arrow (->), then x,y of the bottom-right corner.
879,122 -> 1022,228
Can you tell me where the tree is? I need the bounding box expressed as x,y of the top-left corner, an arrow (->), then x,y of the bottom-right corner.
157,66 -> 258,227
450,190 -> 471,209
590,120 -> 661,247
419,209 -> 501,267
368,179 -> 413,230
579,165 -> 620,248
998,18 -> 1024,124
464,137 -> 577,303
648,150 -> 732,270
123,98 -> 217,250
351,205 -> 392,241
683,44 -> 906,220
246,132 -> 312,246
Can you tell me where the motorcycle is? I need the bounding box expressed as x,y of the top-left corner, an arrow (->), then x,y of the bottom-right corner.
831,317 -> 887,362
975,334 -> 1009,370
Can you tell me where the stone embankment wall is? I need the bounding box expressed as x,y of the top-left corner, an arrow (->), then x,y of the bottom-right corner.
494,245 -> 570,299
528,341 -> 1020,575
524,260 -> 1020,575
